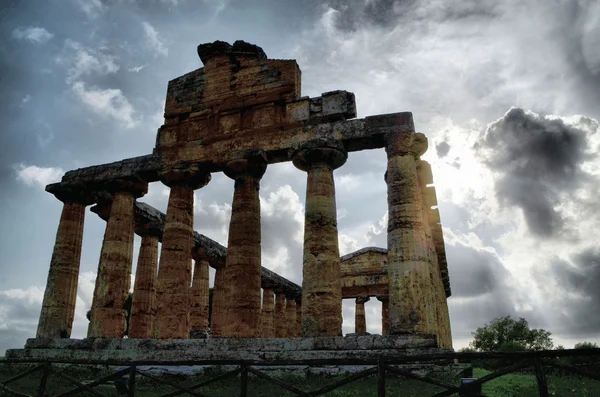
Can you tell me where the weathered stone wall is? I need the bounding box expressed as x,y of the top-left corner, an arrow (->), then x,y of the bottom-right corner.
340,248 -> 388,298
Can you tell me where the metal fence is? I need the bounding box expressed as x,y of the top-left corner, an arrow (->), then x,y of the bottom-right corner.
1,348 -> 599,396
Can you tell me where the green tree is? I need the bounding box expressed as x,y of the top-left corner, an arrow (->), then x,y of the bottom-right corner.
469,316 -> 553,352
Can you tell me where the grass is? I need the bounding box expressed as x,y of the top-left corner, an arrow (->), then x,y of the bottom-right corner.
1,364 -> 599,396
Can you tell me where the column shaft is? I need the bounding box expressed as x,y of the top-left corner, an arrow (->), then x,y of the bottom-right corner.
295,302 -> 302,337
378,297 -> 390,336
129,235 -> 159,338
354,297 -> 369,334
274,293 -> 287,338
293,146 -> 346,337
211,266 -> 226,334
155,185 -> 195,338
89,192 -> 136,338
190,258 -> 210,332
218,177 -> 262,337
286,299 -> 297,337
261,289 -> 275,337
385,131 -> 433,335
37,201 -> 86,338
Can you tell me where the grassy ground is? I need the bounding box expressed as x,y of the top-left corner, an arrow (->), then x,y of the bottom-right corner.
1,364 -> 599,396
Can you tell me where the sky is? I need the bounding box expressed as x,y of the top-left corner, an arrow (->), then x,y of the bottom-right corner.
1,0 -> 599,356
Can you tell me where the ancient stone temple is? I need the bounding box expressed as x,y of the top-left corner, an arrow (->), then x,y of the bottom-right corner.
9,40 -> 454,363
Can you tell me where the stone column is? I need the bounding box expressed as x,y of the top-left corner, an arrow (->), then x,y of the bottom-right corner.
418,160 -> 452,348
274,292 -> 287,338
295,300 -> 302,337
37,186 -> 92,339
285,298 -> 297,338
128,234 -> 159,338
354,296 -> 370,334
292,143 -> 347,337
89,179 -> 147,338
190,257 -> 210,335
155,164 -> 211,339
384,128 -> 434,335
377,296 -> 390,336
213,150 -> 267,338
261,289 -> 275,337
210,265 -> 226,334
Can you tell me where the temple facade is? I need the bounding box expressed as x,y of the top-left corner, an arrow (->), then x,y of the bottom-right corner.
34,40 -> 453,348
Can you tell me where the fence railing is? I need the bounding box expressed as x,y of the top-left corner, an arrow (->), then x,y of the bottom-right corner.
1,348 -> 599,397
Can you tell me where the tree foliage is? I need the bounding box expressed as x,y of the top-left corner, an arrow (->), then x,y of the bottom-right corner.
469,316 -> 554,352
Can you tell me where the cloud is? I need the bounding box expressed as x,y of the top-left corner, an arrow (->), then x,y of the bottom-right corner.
72,82 -> 138,128
545,248 -> 600,338
142,21 -> 168,57
128,64 -> 147,73
478,107 -> 600,237
0,286 -> 43,355
56,39 -> 119,84
11,26 -> 54,44
14,164 -> 64,188
74,0 -> 107,19
436,141 -> 450,158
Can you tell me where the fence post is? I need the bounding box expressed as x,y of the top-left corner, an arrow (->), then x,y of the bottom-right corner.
377,360 -> 386,397
37,362 -> 50,397
240,364 -> 248,397
128,365 -> 136,397
534,358 -> 549,397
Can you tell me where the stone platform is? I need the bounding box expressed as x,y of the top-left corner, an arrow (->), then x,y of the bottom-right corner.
8,335 -> 452,364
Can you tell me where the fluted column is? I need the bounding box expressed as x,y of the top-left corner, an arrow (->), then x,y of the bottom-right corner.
89,179 -> 147,338
37,186 -> 92,338
155,164 -> 211,339
261,289 -> 275,337
286,298 -> 297,337
418,160 -> 452,348
211,265 -> 226,333
354,296 -> 369,334
385,127 -> 434,335
190,257 -> 210,334
213,150 -> 267,337
295,300 -> 302,337
274,292 -> 287,338
292,143 -> 347,337
128,234 -> 159,338
377,296 -> 389,335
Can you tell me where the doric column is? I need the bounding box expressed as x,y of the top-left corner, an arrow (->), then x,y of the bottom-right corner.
89,179 -> 147,338
417,160 -> 452,348
37,186 -> 92,339
377,296 -> 390,336
210,265 -> 226,333
190,257 -> 210,334
285,298 -> 297,337
384,127 -> 434,335
354,296 -> 370,334
295,300 -> 302,337
274,292 -> 287,338
261,289 -> 275,337
128,234 -> 159,338
213,150 -> 267,338
155,164 -> 211,339
292,143 -> 347,337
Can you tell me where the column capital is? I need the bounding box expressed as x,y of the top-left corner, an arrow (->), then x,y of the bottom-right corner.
291,141 -> 347,172
384,131 -> 428,158
46,183 -> 96,205
376,295 -> 389,303
160,162 -> 211,189
222,149 -> 268,181
98,177 -> 148,198
356,296 -> 370,304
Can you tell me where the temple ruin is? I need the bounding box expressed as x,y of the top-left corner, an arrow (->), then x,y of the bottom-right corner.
9,40 -> 453,363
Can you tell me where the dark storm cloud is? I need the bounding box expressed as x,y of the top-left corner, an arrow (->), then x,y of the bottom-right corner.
549,248 -> 600,338
436,141 -> 450,158
479,107 -> 597,237
446,240 -> 508,299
